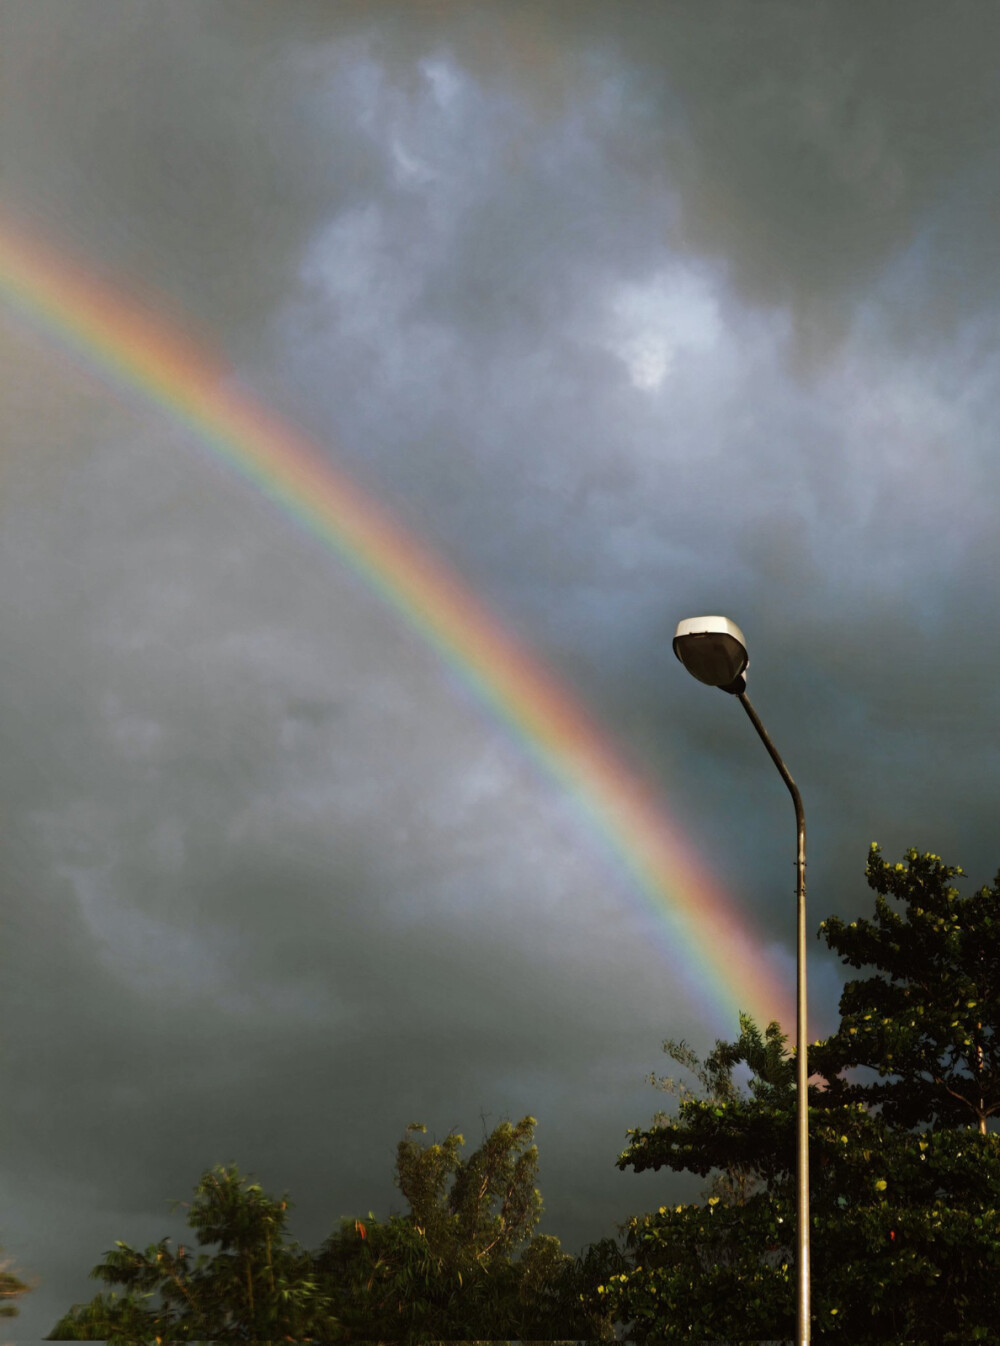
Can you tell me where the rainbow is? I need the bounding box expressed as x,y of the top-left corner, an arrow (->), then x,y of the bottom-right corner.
0,210 -> 796,1033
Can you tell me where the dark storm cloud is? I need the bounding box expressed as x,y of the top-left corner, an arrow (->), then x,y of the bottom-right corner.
10,0 -> 1000,361
1,1 -> 390,344
622,4 -> 1000,349
8,0 -> 996,956
3,3 -> 1000,1337
474,1 -> 1000,359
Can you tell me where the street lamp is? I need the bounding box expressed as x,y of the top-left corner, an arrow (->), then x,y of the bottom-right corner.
673,615 -> 810,1345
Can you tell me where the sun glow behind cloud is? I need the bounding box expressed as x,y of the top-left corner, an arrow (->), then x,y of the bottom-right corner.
605,267 -> 722,390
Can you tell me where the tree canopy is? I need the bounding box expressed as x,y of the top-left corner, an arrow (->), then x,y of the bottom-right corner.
310,1114 -> 618,1340
609,845 -> 1000,1342
47,1115 -> 616,1343
46,1163 -> 335,1342
45,844 -> 1000,1342
814,843 -> 1000,1133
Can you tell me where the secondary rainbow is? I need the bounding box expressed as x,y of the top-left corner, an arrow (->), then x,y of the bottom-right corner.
0,211 -> 796,1032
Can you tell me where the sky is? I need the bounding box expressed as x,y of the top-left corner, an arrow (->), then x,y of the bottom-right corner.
2,1 -> 1000,1336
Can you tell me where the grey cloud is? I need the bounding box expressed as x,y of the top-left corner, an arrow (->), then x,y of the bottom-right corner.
9,0 -> 1000,362
3,4 -> 1000,1337
1,2 -> 386,344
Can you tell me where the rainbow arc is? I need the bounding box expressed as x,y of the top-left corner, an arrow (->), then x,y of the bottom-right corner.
0,210 -> 796,1033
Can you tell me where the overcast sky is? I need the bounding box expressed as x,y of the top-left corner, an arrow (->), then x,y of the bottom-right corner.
3,2 -> 1000,1337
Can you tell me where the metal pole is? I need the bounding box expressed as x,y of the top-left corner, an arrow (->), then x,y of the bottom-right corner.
736,690 -> 810,1345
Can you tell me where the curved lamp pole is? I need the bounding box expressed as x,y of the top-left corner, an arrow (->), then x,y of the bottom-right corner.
672,615 -> 810,1345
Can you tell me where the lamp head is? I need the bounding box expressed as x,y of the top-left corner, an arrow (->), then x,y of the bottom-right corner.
673,615 -> 748,694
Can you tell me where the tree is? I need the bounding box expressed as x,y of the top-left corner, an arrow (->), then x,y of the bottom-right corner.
611,1017 -> 801,1341
47,1163 -> 337,1342
640,1015 -> 795,1204
814,843 -> 1000,1133
47,1117 -> 616,1342
398,1115 -> 542,1263
315,1115 -> 616,1341
609,846 -> 1000,1342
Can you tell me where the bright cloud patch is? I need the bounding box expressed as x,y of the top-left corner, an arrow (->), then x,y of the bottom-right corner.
604,267 -> 722,389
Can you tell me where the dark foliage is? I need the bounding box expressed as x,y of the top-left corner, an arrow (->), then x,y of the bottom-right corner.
612,846 -> 1000,1342
47,1118 -> 615,1342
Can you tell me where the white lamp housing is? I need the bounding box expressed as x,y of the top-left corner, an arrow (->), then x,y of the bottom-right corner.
673,615 -> 749,691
